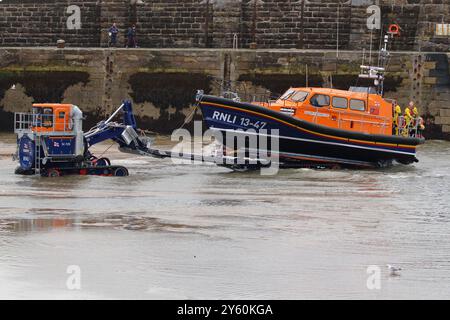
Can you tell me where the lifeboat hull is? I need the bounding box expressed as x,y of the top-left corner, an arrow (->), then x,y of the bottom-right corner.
199,95 -> 424,168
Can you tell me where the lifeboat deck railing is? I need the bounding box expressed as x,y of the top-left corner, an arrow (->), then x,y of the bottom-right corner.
396,115 -> 423,138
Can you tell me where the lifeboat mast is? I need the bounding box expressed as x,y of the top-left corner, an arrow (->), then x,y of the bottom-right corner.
357,33 -> 393,96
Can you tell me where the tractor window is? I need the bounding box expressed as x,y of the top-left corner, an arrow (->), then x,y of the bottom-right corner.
350,99 -> 366,111
32,107 -> 42,115
332,97 -> 348,109
291,91 -> 309,102
42,108 -> 54,128
310,94 -> 330,107
58,112 -> 66,119
32,107 -> 43,126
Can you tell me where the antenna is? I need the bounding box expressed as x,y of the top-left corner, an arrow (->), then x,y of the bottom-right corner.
336,2 -> 340,58
306,64 -> 309,87
362,48 -> 365,66
359,32 -> 393,96
368,29 -> 373,66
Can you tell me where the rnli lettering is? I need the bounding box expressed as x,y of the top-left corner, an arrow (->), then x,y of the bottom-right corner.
212,111 -> 237,124
211,111 -> 267,130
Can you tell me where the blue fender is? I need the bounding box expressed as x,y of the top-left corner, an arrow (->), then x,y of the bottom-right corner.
18,135 -> 35,170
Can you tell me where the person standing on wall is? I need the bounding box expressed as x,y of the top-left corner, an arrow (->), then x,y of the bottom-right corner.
108,23 -> 119,47
126,25 -> 138,48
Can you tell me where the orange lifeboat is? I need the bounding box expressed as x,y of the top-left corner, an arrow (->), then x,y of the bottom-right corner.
197,30 -> 424,169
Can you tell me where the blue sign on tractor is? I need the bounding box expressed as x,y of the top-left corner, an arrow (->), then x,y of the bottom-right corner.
18,135 -> 35,170
44,136 -> 76,156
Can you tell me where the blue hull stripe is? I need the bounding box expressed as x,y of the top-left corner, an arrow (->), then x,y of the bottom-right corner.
210,127 -> 416,156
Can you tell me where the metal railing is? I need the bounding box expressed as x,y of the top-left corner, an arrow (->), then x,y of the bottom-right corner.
14,112 -> 73,134
14,113 -> 36,133
35,134 -> 42,175
395,116 -> 423,138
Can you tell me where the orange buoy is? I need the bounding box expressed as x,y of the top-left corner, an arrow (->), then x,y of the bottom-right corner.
388,24 -> 400,36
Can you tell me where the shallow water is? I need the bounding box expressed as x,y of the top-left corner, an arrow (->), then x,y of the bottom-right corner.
0,133 -> 450,299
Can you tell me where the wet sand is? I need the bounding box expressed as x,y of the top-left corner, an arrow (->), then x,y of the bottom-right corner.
1,133 -> 450,299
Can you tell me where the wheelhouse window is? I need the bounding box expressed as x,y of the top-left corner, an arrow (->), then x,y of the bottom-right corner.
279,88 -> 295,100
349,99 -> 366,111
291,91 -> 309,102
310,94 -> 330,107
332,97 -> 348,109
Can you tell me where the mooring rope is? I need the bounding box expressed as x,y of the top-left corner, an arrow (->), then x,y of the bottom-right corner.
177,102 -> 199,131
98,141 -> 116,158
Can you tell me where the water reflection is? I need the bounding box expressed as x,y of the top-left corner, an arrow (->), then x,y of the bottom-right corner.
1,218 -> 75,233
0,213 -> 217,235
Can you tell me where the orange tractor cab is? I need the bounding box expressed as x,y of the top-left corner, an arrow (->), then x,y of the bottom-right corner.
31,104 -> 74,133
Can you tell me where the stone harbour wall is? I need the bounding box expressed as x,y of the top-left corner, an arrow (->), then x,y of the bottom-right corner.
1,47 -> 449,139
0,0 -> 101,47
0,0 -> 449,51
